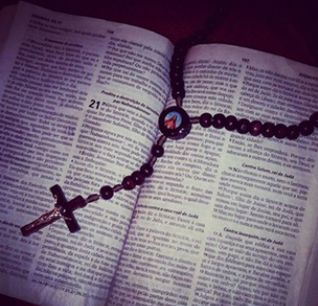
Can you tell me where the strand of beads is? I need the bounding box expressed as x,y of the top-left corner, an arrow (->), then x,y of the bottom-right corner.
170,1 -> 231,105
196,112 -> 318,139
99,135 -> 166,201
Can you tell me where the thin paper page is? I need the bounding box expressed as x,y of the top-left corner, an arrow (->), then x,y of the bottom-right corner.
109,44 -> 318,306
183,44 -> 318,306
0,2 -> 172,306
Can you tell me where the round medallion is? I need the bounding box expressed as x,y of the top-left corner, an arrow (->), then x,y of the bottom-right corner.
158,106 -> 191,139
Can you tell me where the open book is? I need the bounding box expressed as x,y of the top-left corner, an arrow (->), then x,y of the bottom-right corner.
1,2 -> 318,306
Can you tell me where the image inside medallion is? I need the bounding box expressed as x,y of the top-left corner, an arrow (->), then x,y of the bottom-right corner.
164,111 -> 182,130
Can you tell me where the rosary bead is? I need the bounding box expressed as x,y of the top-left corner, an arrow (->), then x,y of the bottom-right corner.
122,176 -> 136,190
262,122 -> 275,138
299,120 -> 314,136
170,63 -> 183,78
172,48 -> 187,64
310,112 -> 318,127
140,163 -> 153,178
173,79 -> 184,90
236,118 -> 250,134
212,113 -> 226,129
274,123 -> 288,139
172,55 -> 184,66
172,87 -> 185,99
287,125 -> 300,140
224,115 -> 237,131
151,144 -> 164,157
170,71 -> 183,82
249,120 -> 262,136
132,171 -> 144,185
100,185 -> 114,200
199,113 -> 213,128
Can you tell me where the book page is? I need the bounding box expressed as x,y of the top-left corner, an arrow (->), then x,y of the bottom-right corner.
0,2 -> 172,306
108,44 -> 318,306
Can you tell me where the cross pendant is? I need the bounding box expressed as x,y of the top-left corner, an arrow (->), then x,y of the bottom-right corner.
20,185 -> 87,236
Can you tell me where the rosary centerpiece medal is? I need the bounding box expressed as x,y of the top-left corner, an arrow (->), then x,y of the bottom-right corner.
158,106 -> 191,140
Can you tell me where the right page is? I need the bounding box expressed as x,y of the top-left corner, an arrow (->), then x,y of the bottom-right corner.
108,44 -> 318,306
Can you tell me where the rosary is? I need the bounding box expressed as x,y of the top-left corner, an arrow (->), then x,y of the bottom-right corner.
20,6 -> 318,237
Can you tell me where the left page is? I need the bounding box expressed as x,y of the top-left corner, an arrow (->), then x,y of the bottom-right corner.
0,2 -> 173,306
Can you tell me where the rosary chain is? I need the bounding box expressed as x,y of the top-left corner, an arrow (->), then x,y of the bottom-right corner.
20,0 -> 318,236
95,0 -> 318,206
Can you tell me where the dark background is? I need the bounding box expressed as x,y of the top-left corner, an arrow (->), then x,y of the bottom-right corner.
1,0 -> 318,305
1,0 -> 318,65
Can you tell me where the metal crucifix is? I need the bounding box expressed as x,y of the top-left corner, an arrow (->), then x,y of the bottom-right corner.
20,185 -> 90,236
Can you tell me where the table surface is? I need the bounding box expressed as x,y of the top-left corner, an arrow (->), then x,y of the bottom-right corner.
1,0 -> 318,305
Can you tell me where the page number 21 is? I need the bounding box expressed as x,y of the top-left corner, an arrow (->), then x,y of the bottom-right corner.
89,99 -> 101,110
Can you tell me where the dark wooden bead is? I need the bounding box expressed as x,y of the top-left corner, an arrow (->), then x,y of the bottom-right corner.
172,48 -> 187,63
172,87 -> 185,99
173,79 -> 184,90
310,112 -> 318,128
170,63 -> 183,76
170,71 -> 183,82
199,113 -> 213,128
299,120 -> 314,136
122,176 -> 135,190
274,123 -> 288,139
249,120 -> 262,136
262,122 -> 275,138
287,125 -> 300,140
100,185 -> 114,200
212,113 -> 226,129
151,145 -> 164,157
236,118 -> 250,134
172,55 -> 185,65
132,171 -> 144,185
140,163 -> 153,178
225,115 -> 237,131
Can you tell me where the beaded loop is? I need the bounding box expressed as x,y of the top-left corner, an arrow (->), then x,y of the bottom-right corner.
26,5 -> 318,238
99,9 -> 317,215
